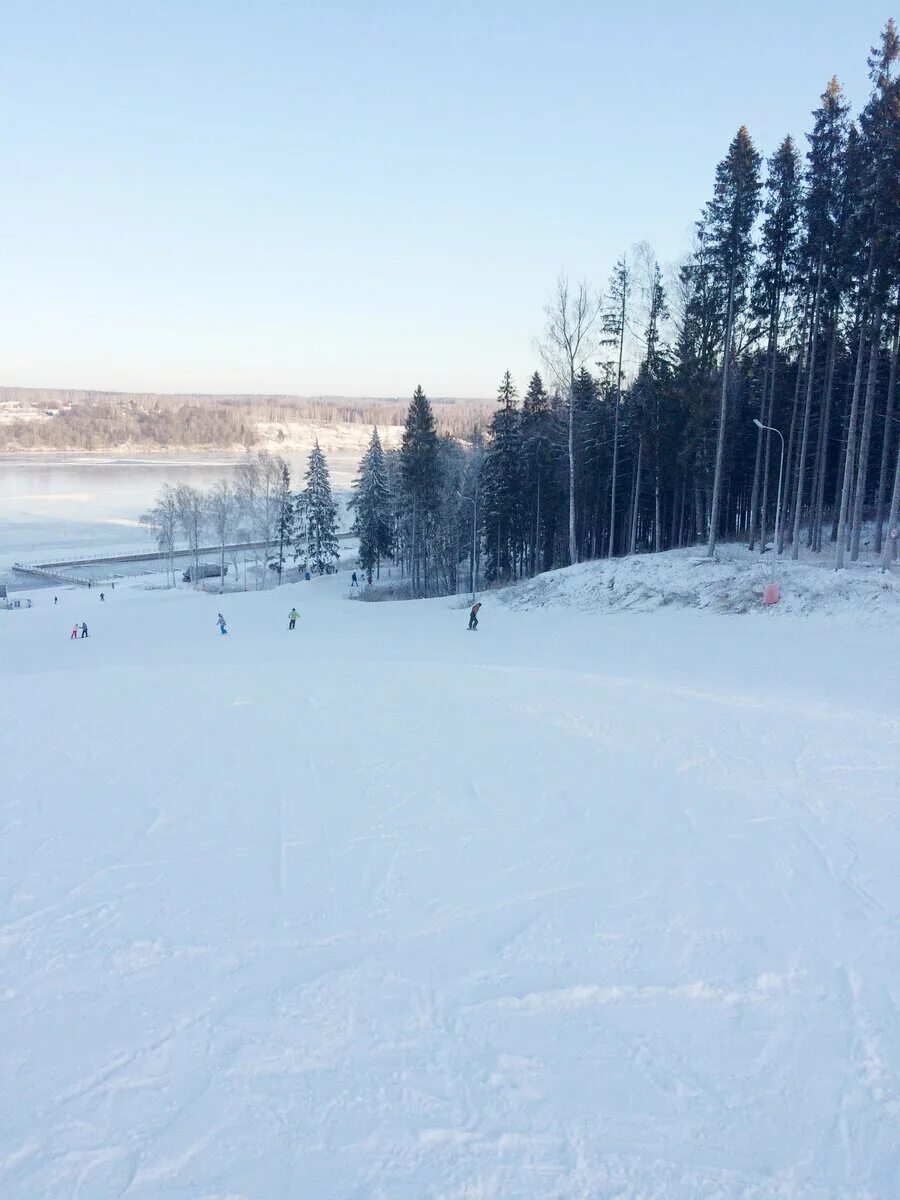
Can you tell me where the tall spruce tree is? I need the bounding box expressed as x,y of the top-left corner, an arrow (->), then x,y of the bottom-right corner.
748,135 -> 802,552
400,385 -> 440,596
788,82 -> 847,559
705,126 -> 762,555
847,22 -> 900,560
272,462 -> 295,579
520,372 -> 559,574
481,371 -> 524,581
303,441 -> 340,575
350,427 -> 393,578
837,24 -> 900,567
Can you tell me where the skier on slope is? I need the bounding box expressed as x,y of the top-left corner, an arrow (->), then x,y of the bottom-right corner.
468,602 -> 481,631
351,571 -> 358,588
288,608 -> 299,630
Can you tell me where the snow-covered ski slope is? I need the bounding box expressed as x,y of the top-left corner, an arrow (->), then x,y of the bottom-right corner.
2,567 -> 900,1199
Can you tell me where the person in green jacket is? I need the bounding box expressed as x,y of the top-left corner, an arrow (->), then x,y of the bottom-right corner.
288,608 -> 300,631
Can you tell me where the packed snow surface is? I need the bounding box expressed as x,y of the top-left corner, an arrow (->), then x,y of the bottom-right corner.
501,542 -> 900,621
2,566 -> 900,1198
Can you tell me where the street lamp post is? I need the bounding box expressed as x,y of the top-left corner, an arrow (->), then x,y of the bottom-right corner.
753,418 -> 785,554
456,491 -> 476,602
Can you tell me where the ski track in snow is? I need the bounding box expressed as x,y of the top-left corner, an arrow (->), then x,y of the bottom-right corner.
2,567 -> 900,1198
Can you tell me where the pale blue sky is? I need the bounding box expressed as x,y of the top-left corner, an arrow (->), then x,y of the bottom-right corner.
0,1 -> 888,397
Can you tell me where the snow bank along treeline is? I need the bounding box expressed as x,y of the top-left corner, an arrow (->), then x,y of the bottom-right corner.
499,544 -> 900,621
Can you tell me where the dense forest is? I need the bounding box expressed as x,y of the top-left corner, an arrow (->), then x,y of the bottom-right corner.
347,23 -> 900,597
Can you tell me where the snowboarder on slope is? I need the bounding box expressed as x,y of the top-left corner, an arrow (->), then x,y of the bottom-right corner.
80,622 -> 89,638
288,608 -> 299,630
100,592 -> 105,602
54,596 -> 58,605
468,602 -> 481,631
217,613 -> 228,636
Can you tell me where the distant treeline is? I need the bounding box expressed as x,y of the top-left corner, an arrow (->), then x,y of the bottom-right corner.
0,390 -> 492,450
1,401 -> 260,451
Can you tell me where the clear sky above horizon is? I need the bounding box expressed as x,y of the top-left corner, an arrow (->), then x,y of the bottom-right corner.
1,0 -> 891,398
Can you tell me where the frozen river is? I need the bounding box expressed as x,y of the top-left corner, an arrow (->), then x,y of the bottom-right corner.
0,453 -> 349,588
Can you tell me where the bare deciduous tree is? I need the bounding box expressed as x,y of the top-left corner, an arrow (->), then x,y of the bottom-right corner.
207,481 -> 238,594
174,484 -> 206,585
142,485 -> 179,587
540,274 -> 602,564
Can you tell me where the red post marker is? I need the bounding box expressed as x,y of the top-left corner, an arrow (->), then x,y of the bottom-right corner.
763,582 -> 780,606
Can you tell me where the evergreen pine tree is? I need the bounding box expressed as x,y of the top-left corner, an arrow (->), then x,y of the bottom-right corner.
748,135 -> 802,551
400,385 -> 440,596
303,441 -> 340,575
520,371 -> 559,573
481,371 -> 524,581
846,23 -> 900,560
787,81 -> 848,558
272,462 -> 295,579
350,427 -> 393,578
705,126 -> 762,555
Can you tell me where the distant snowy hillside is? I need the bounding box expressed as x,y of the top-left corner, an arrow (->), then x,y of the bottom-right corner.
500,542 -> 900,621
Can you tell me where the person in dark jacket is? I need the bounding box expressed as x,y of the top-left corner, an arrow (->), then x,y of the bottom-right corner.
80,622 -> 89,638
468,602 -> 481,630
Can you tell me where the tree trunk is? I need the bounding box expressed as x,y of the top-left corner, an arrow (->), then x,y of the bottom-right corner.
880,427 -> 900,571
411,500 -> 418,596
749,303 -> 781,550
809,322 -> 838,552
835,316 -> 871,569
874,308 -> 900,554
850,317 -> 883,560
707,265 -> 737,556
778,304 -> 811,554
535,471 -> 541,576
608,304 -> 625,557
790,264 -> 824,560
567,369 -> 577,565
629,434 -> 643,555
758,348 -> 779,553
